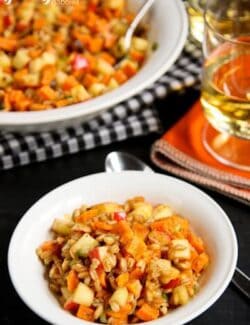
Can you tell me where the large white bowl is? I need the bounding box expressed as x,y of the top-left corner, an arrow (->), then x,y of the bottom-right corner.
0,0 -> 188,132
8,171 -> 237,325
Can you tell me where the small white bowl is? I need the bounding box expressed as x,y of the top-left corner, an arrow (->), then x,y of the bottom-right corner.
8,171 -> 237,325
0,0 -> 188,132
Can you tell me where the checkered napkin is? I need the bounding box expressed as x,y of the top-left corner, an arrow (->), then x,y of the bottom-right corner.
0,38 -> 202,170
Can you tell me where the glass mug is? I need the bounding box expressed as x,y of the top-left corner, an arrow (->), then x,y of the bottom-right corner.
187,0 -> 206,43
201,0 -> 250,170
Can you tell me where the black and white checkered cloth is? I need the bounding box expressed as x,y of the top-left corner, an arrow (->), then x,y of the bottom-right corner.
0,38 -> 202,170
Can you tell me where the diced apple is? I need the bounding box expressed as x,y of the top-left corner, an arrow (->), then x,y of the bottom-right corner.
160,266 -> 180,285
154,258 -> 172,273
42,52 -> 57,65
129,202 -> 152,221
88,83 -> 106,96
119,59 -> 138,70
96,58 -> 114,75
89,246 -> 108,261
112,20 -> 128,36
70,233 -> 98,257
0,51 -> 11,69
70,85 -> 90,101
132,37 -> 149,52
171,285 -> 189,305
109,287 -> 128,310
72,283 -> 94,306
168,239 -> 191,260
22,73 -> 40,87
113,37 -> 126,58
13,49 -> 30,69
107,78 -> 119,90
29,58 -> 44,73
56,71 -> 68,85
127,280 -> 142,298
29,52 -> 56,73
104,0 -> 124,10
152,204 -> 174,221
52,218 -> 73,236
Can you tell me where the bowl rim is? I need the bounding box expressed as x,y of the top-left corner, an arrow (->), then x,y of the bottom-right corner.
0,0 -> 188,127
8,171 -> 238,325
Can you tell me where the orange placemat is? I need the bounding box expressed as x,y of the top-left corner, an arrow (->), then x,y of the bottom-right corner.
151,101 -> 250,205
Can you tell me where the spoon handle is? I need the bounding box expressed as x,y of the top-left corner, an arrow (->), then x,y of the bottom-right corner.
232,267 -> 250,299
124,0 -> 155,51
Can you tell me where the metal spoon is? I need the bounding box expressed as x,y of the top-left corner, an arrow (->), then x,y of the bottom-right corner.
123,0 -> 155,53
105,151 -> 250,299
105,151 -> 153,173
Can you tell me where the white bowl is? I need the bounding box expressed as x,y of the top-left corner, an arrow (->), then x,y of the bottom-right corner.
0,0 -> 188,132
8,171 -> 237,325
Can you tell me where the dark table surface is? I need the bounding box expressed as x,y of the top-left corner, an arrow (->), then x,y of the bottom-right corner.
0,90 -> 249,324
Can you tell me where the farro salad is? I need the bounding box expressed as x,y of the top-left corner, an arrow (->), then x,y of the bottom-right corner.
37,197 -> 209,324
0,0 -> 150,111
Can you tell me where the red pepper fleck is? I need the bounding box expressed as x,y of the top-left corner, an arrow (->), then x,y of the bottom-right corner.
89,247 -> 100,260
88,3 -> 97,11
114,211 -> 127,221
3,15 -> 12,28
64,300 -> 79,312
163,278 -> 181,290
72,54 -> 89,71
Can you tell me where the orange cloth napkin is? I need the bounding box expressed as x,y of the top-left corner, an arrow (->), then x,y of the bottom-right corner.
151,101 -> 250,206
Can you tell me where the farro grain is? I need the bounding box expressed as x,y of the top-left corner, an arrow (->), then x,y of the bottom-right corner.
127,257 -> 135,270
103,235 -> 115,245
94,278 -> 102,292
84,275 -> 91,285
119,257 -> 127,272
110,301 -> 120,312
90,269 -> 98,282
94,304 -> 104,320
110,244 -> 119,254
72,263 -> 86,273
78,271 -> 89,279
61,259 -> 70,272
